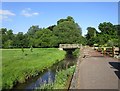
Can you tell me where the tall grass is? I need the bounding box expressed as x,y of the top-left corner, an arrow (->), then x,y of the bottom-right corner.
72,49 -> 80,57
2,48 -> 66,89
53,65 -> 75,89
36,65 -> 76,90
0,49 -> 2,90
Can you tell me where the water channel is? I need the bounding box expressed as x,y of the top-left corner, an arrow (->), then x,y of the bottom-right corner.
12,51 -> 77,90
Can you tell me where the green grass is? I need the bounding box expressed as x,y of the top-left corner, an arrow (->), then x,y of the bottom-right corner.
53,65 -> 75,89
37,65 -> 76,90
2,48 -> 66,89
0,49 -> 2,90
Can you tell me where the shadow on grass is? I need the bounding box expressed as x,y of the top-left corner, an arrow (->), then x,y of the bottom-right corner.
109,62 -> 120,79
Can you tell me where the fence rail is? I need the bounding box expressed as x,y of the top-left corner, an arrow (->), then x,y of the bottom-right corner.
94,47 -> 119,57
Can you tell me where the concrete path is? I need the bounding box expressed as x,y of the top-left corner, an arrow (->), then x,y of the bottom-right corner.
77,47 -> 120,90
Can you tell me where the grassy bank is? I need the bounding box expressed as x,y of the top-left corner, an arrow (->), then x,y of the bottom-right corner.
53,65 -> 75,89
73,49 -> 80,57
2,48 -> 66,89
37,65 -> 76,89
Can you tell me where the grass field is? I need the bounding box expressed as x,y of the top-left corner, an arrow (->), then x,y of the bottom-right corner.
2,48 -> 66,89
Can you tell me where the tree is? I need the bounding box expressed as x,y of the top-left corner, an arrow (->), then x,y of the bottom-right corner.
14,32 -> 27,48
57,19 -> 67,25
66,16 -> 75,23
0,28 -> 15,48
1,16 -> 87,48
96,34 -> 109,45
76,23 -> 82,35
57,16 -> 74,25
27,25 -> 40,37
0,28 -> 7,48
115,25 -> 120,53
30,45 -> 33,52
98,22 -> 116,36
33,28 -> 58,47
47,25 -> 56,31
6,30 -> 14,40
86,27 -> 97,39
4,40 -> 13,48
97,22 -> 118,46
86,22 -> 119,47
27,25 -> 42,47
86,27 -> 97,46
53,17 -> 82,45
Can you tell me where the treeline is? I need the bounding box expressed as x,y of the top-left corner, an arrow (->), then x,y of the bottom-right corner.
0,16 -> 86,48
85,22 -> 120,48
1,16 -> 120,49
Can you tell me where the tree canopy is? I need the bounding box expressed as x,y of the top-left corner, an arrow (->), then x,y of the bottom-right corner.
85,22 -> 119,47
1,17 -> 119,48
1,16 -> 86,48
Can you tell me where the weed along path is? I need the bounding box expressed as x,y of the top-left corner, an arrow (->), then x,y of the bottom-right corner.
71,47 -> 120,90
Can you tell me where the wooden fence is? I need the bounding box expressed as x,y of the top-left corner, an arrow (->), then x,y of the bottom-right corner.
94,47 -> 119,57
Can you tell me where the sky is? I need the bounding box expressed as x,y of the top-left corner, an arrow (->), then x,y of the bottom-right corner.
0,2 -> 118,36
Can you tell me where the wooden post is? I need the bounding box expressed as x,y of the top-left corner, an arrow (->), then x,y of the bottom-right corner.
104,47 -> 106,55
112,46 -> 115,57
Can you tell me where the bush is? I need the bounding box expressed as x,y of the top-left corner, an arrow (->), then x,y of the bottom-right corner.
72,49 -> 80,57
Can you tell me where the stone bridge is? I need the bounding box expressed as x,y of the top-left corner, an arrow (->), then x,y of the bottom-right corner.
59,44 -> 81,49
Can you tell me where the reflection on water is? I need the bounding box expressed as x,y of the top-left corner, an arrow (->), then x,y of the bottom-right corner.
12,54 -> 77,90
25,70 -> 55,89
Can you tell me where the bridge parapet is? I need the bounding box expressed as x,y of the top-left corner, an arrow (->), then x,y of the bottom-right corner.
59,44 -> 81,49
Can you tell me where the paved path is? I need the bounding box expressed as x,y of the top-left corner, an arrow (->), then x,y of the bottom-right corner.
77,47 -> 120,90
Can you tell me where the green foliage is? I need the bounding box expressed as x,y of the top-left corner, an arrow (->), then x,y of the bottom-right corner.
30,46 -> 33,52
2,48 -> 66,89
36,65 -> 75,90
47,25 -> 56,31
21,47 -> 24,53
85,27 -> 98,46
107,39 -> 119,47
86,22 -> 119,47
98,22 -> 116,35
57,16 -> 74,25
86,27 -> 97,39
53,20 -> 82,44
72,49 -> 80,57
1,28 -> 14,48
115,25 -> 120,53
27,25 -> 40,36
4,40 -> 13,48
53,65 -> 75,89
1,16 -> 86,48
33,28 -> 58,47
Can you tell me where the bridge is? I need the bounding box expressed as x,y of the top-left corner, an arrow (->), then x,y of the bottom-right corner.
59,44 -> 82,49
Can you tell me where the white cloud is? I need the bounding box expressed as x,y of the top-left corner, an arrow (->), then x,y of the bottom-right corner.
0,15 -> 8,20
0,15 -> 12,22
0,10 -> 15,21
0,10 -> 15,16
21,8 -> 39,17
33,12 -> 39,15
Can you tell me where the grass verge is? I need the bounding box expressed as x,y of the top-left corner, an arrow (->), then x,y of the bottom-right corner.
36,65 -> 76,90
2,48 -> 66,89
72,49 -> 80,57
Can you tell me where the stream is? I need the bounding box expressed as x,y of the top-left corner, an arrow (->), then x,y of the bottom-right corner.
12,53 -> 77,90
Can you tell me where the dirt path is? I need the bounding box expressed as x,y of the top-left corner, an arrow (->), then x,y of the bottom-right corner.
76,47 -> 120,90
